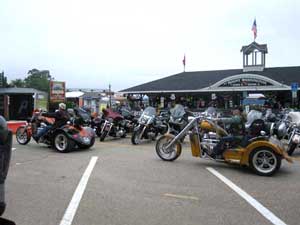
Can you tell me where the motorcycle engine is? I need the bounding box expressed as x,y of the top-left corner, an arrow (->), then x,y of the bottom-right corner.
116,129 -> 125,137
201,132 -> 219,155
147,132 -> 156,140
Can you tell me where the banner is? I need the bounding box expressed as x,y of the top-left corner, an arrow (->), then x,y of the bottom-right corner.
50,81 -> 66,103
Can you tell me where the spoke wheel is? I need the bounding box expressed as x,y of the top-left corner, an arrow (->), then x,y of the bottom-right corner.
156,135 -> 182,161
16,127 -> 31,145
249,148 -> 281,176
131,130 -> 141,145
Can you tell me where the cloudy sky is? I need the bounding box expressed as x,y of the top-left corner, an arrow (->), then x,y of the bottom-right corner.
1,0 -> 299,91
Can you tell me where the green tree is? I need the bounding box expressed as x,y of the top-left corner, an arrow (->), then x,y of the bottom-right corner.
0,71 -> 8,87
9,78 -> 26,87
24,69 -> 53,92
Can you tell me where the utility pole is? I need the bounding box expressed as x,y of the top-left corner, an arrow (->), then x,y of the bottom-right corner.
109,83 -> 112,108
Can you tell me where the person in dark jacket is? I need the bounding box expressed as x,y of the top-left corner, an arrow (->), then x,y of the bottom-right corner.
34,103 -> 69,142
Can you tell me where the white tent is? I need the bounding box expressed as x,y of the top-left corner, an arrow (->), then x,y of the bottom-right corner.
66,91 -> 84,98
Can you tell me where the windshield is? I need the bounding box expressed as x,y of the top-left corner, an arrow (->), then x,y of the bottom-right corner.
76,108 -> 91,121
246,110 -> 263,126
205,107 -> 217,116
141,107 -> 156,118
120,107 -> 132,117
170,104 -> 185,119
288,112 -> 300,124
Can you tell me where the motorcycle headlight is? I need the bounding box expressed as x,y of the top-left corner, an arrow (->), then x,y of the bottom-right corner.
292,134 -> 300,144
139,118 -> 147,124
277,123 -> 287,139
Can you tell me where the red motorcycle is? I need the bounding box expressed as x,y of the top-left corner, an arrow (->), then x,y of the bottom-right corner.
99,108 -> 127,141
16,109 -> 95,153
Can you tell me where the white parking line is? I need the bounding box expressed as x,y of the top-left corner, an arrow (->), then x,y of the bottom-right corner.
12,148 -> 16,151
206,167 -> 287,225
59,156 -> 98,225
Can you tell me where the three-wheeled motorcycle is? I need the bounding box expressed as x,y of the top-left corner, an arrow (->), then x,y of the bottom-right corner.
16,109 -> 95,153
156,113 -> 293,176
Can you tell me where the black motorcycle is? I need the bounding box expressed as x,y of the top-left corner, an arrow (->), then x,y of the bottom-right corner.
16,109 -> 96,153
131,106 -> 168,145
165,104 -> 193,142
118,106 -> 139,133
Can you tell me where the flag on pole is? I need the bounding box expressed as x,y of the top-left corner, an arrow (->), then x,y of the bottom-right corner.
182,54 -> 186,71
251,19 -> 257,40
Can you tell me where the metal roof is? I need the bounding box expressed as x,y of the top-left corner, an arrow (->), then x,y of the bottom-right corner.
0,87 -> 46,94
120,66 -> 300,93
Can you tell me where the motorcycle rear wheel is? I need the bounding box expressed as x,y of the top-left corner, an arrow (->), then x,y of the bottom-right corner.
156,135 -> 182,161
53,132 -> 74,153
249,147 -> 281,176
16,127 -> 31,145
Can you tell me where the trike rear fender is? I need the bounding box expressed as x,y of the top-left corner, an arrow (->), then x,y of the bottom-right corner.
240,140 -> 293,165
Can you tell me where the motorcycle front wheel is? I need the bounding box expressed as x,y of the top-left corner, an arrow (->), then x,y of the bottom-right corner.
287,143 -> 297,156
16,127 -> 31,145
131,129 -> 141,145
156,135 -> 182,161
100,130 -> 108,142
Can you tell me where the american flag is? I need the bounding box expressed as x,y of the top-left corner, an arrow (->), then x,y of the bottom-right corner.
252,19 -> 257,40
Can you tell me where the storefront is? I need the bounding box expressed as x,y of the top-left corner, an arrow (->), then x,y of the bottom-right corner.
121,42 -> 300,110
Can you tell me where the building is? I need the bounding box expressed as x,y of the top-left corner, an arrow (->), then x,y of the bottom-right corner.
0,88 -> 47,120
121,42 -> 300,110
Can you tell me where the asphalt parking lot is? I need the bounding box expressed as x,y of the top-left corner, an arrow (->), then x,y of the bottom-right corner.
3,136 -> 300,225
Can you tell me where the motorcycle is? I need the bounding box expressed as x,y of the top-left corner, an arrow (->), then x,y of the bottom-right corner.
244,109 -> 288,140
99,108 -> 127,141
90,112 -> 105,137
16,109 -> 96,153
155,112 -> 293,176
286,111 -> 300,155
118,106 -> 139,133
131,106 -> 168,145
167,104 -> 192,141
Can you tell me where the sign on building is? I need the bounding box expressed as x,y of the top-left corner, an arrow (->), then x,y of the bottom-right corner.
220,78 -> 272,87
291,83 -> 298,99
50,81 -> 66,103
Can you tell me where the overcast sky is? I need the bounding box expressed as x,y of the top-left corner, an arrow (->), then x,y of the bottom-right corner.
1,0 -> 299,91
